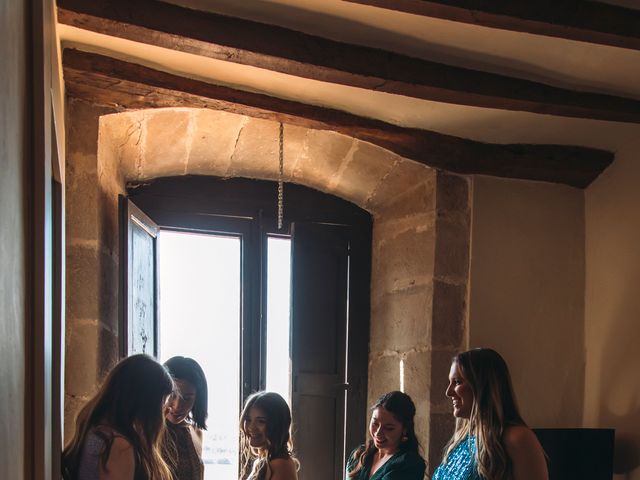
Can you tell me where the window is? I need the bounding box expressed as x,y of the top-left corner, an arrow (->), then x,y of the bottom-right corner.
121,176 -> 371,480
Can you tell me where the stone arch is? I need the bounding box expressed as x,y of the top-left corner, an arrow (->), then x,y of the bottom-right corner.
66,103 -> 469,470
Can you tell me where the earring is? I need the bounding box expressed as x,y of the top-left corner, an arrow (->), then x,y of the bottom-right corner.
401,435 -> 408,442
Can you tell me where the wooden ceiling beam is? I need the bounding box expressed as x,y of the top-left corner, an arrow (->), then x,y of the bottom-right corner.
63,49 -> 612,188
57,0 -> 640,124
344,0 -> 640,51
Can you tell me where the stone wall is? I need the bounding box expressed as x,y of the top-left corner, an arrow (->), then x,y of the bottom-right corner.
64,98 -> 121,441
65,106 -> 472,471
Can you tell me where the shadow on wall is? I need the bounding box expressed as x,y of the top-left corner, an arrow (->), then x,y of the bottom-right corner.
599,274 -> 640,477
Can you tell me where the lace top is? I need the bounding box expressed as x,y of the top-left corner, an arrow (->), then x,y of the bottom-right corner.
164,422 -> 204,480
432,436 -> 481,480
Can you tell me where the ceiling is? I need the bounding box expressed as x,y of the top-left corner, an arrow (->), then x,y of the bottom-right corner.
56,0 -> 640,187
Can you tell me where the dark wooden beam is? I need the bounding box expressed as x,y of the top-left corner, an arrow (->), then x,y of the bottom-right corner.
57,0 -> 640,124
63,49 -> 612,188
344,0 -> 640,51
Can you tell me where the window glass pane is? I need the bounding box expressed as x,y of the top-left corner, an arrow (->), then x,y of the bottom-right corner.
158,230 -> 241,480
265,236 -> 292,404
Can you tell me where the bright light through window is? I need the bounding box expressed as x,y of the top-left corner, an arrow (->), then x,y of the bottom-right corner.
158,230 -> 241,480
265,236 -> 292,405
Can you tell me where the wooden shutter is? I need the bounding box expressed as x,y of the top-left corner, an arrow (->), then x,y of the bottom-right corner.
119,196 -> 159,357
290,222 -> 350,480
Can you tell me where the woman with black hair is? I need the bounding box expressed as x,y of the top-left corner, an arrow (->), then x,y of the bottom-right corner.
162,356 -> 208,480
346,391 -> 426,480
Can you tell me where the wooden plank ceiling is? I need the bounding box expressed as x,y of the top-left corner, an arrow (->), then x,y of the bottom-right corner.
57,0 -> 640,188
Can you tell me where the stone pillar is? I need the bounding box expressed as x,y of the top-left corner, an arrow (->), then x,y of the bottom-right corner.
64,98 -> 120,442
367,161 -> 437,463
427,171 -> 471,473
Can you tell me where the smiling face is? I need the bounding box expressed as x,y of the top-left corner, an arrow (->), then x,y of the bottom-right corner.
445,361 -> 474,419
368,406 -> 405,453
165,379 -> 197,425
243,406 -> 269,449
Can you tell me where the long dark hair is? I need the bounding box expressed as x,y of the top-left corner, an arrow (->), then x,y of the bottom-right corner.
62,354 -> 174,480
347,391 -> 421,478
442,348 -> 526,480
239,391 -> 296,479
163,356 -> 208,430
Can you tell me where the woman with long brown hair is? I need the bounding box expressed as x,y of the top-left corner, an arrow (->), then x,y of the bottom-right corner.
62,354 -> 174,480
433,348 -> 548,480
239,391 -> 298,480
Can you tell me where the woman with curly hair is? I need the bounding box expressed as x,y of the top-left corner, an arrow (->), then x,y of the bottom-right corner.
433,348 -> 548,480
62,354 -> 174,480
239,391 -> 298,480
346,391 -> 425,480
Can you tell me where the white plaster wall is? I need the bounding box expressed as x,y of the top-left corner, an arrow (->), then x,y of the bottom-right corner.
585,133 -> 640,479
468,175 -> 585,428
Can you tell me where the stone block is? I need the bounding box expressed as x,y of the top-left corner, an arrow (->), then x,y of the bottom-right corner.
293,129 -> 353,193
187,109 -> 245,176
66,169 -> 100,241
97,186 -> 121,260
368,159 -> 435,216
333,141 -> 397,208
66,245 -> 119,328
434,217 -> 470,284
367,355 -> 404,405
67,98 -> 114,161
141,109 -> 190,178
97,327 -> 120,380
431,280 -> 466,348
436,171 -> 470,216
370,285 -> 433,353
371,225 -> 435,296
65,320 -> 100,397
227,117 -> 283,179
100,111 -> 146,181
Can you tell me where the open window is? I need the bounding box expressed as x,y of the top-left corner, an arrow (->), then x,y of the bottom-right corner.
120,176 -> 371,480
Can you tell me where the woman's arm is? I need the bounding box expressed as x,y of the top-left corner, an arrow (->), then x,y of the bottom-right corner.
504,425 -> 549,480
100,436 -> 135,480
270,457 -> 298,480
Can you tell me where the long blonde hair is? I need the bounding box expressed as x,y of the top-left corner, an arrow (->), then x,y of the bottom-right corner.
441,349 -> 526,480
62,354 -> 174,480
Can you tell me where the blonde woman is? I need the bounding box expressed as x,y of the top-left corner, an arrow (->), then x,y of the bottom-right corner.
62,354 -> 174,480
433,348 -> 548,480
239,392 -> 298,480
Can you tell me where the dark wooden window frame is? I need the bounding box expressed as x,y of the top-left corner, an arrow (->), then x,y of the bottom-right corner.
123,176 -> 372,478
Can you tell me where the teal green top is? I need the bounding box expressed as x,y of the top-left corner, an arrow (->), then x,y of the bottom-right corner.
432,435 -> 481,480
346,446 -> 426,480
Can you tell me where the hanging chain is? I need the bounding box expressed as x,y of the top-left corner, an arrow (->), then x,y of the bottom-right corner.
278,122 -> 284,230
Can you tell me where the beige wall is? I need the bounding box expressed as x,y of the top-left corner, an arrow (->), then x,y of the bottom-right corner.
0,0 -> 28,478
469,175 -> 585,428
585,137 -> 640,479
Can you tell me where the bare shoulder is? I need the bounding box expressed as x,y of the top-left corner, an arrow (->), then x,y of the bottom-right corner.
269,457 -> 298,480
100,436 -> 135,480
503,426 -> 548,480
504,425 -> 540,449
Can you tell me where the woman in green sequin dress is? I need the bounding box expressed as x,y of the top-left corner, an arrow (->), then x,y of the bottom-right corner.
433,348 -> 548,480
346,391 -> 425,480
